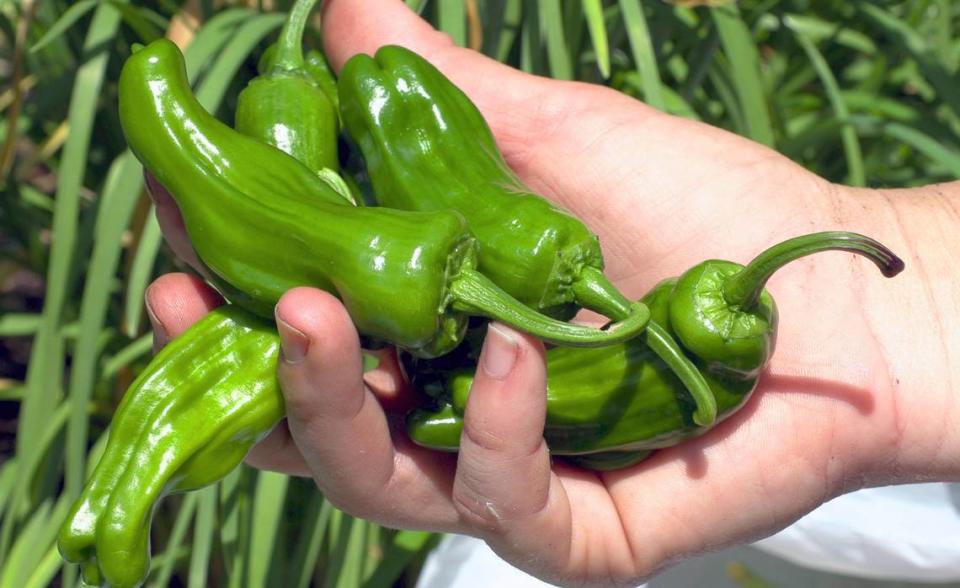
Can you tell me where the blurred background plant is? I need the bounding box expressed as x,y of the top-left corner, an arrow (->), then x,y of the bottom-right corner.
0,0 -> 957,586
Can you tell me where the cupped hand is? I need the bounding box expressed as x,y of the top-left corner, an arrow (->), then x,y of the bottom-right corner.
143,0 -> 946,585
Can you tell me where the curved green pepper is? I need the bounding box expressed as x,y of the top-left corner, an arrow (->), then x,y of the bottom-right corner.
235,0 -> 339,174
120,39 -> 650,357
58,306 -> 283,588
338,45 -> 647,325
408,232 -> 905,469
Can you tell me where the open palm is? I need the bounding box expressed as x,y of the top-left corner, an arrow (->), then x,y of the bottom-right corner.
144,0 -> 934,585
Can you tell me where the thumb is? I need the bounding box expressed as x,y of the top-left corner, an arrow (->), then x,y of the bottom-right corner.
321,0 -> 552,153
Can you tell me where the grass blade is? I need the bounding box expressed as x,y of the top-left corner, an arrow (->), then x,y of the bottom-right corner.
539,0 -> 572,80
150,493 -> 199,588
883,121 -> 960,177
247,471 -> 289,586
334,516 -> 367,588
437,0 -> 467,47
193,12 -> 286,110
618,0 -> 665,109
858,3 -> 960,119
188,485 -> 218,588
711,3 -> 775,146
28,0 -> 98,53
581,0 -> 609,78
4,0 -> 124,564
790,26 -> 865,186
292,495 -> 333,588
122,212 -> 160,337
0,313 -> 41,336
65,151 -> 144,502
363,531 -> 437,588
102,333 -> 152,379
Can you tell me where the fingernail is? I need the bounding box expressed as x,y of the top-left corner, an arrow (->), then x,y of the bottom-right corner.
481,323 -> 518,380
275,308 -> 309,364
144,288 -> 167,338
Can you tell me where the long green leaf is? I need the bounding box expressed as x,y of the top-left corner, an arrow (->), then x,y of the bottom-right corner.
150,493 -> 198,588
791,28 -> 865,186
29,0 -> 98,53
581,0 -> 609,78
335,516 -> 367,588
618,0 -> 664,109
859,3 -> 960,119
247,471 -> 289,587
188,485 -> 218,588
539,0 -> 572,80
65,150 -> 144,502
1,495 -> 70,588
292,495 -> 334,588
4,1 -> 124,565
437,0 -> 466,47
711,4 -> 775,146
0,313 -> 41,336
363,531 -> 436,588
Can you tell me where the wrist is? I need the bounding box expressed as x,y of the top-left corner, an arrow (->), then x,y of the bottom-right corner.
832,182 -> 960,485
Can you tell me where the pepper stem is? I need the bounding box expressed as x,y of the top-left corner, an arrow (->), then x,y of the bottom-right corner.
645,321 -> 717,427
272,0 -> 319,72
723,231 -> 905,310
570,266 -> 635,321
450,269 -> 650,347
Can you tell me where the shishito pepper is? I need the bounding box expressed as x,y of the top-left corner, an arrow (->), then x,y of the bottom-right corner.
408,232 -> 905,469
235,0 -> 339,174
120,39 -> 650,358
58,306 -> 283,588
338,45 -> 643,323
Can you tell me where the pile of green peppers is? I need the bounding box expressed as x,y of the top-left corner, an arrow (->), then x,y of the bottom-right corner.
57,1 -> 905,585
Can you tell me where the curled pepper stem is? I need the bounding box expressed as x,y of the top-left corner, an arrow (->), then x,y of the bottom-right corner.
272,0 -> 318,72
570,266 -> 636,322
724,231 -> 905,310
645,321 -> 717,426
450,269 -> 650,347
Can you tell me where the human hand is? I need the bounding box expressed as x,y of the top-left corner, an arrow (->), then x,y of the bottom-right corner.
144,0 -> 959,585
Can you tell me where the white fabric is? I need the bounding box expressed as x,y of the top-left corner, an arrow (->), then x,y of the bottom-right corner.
417,484 -> 960,587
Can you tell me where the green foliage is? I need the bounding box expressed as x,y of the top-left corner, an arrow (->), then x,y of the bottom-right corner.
0,0 -> 957,585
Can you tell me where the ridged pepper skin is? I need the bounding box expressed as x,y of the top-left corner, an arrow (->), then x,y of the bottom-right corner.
236,0 -> 339,174
120,40 -> 650,357
408,232 -> 905,470
338,45 -> 646,325
58,306 -> 283,588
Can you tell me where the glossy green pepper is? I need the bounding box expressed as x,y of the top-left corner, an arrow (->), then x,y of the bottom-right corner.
58,306 -> 284,588
338,45 -> 647,325
235,0 -> 339,174
120,39 -> 650,357
408,232 -> 905,469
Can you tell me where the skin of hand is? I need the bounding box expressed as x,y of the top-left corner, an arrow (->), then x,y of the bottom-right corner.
142,0 -> 960,585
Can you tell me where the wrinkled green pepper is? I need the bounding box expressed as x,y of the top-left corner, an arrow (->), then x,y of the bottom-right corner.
58,306 -> 283,588
120,39 -> 650,357
235,0 -> 339,174
408,232 -> 905,469
338,45 -> 647,325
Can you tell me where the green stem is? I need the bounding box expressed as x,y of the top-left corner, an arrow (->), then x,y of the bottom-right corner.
645,321 -> 717,427
450,270 -> 650,347
570,266 -> 635,321
724,231 -> 905,310
272,0 -> 319,72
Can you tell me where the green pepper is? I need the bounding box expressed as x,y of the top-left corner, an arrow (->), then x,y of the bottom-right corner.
338,45 -> 647,325
120,39 -> 650,358
407,232 -> 904,469
58,306 -> 284,588
235,0 -> 339,174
